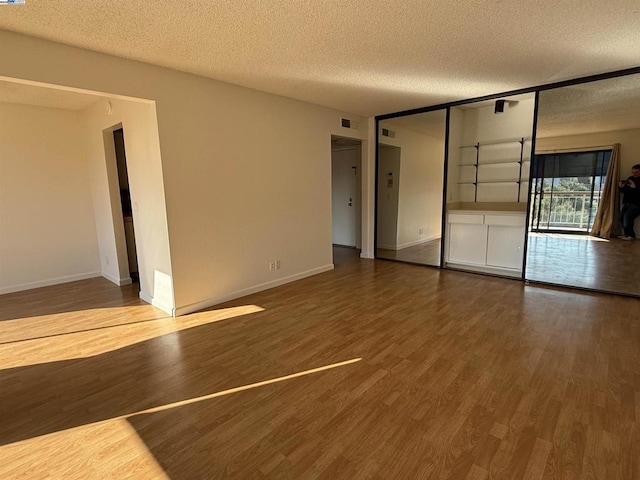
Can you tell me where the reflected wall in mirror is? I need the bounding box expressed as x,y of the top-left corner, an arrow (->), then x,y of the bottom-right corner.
376,110 -> 446,266
527,74 -> 640,296
444,93 -> 535,277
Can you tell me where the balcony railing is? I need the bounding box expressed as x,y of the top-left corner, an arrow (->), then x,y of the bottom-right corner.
532,191 -> 599,231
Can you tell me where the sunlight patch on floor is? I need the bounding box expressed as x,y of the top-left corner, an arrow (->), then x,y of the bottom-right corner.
0,305 -> 264,370
529,232 -> 609,242
0,305 -> 167,344
135,357 -> 363,416
0,418 -> 170,480
0,357 -> 362,478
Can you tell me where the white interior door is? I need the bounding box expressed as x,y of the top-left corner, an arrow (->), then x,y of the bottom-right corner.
332,148 -> 358,246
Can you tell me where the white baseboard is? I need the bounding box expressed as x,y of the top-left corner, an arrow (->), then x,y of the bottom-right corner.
152,298 -> 173,315
396,235 -> 440,250
174,264 -> 334,317
137,291 -> 172,316
378,235 -> 440,252
139,291 -> 153,305
445,262 -> 521,278
102,272 -> 132,286
0,271 -> 101,295
360,251 -> 374,259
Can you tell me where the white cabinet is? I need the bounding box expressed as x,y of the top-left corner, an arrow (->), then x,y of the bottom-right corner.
448,214 -> 487,265
446,211 -> 525,276
486,226 -> 523,269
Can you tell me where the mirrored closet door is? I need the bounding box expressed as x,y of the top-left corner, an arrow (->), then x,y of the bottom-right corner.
526,73 -> 640,296
376,110 -> 447,266
443,93 -> 536,277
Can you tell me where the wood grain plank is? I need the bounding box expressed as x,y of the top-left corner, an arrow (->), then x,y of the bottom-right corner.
0,247 -> 638,478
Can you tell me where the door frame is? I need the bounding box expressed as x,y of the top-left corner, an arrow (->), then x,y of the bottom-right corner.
331,135 -> 363,252
102,123 -> 136,286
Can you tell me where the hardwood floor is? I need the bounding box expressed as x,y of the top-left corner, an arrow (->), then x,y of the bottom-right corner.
377,238 -> 441,266
526,233 -> 640,296
1,249 -> 639,479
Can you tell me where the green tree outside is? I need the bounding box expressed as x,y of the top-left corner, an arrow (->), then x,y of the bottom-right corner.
534,177 -> 596,229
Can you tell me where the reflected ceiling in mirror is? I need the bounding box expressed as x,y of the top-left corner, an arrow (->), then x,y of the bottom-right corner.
537,73 -> 640,138
382,110 -> 446,139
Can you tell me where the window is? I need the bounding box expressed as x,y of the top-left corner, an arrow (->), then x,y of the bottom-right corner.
529,150 -> 611,232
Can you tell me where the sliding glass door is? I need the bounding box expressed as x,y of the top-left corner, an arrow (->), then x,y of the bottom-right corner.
529,150 -> 610,233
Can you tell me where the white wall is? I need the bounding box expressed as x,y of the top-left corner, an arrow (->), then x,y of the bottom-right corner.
0,102 -> 100,293
536,128 -> 640,175
0,30 -> 368,315
461,97 -> 535,145
399,131 -> 444,246
448,97 -> 535,204
159,88 -> 367,315
82,98 -> 174,313
377,145 -> 401,249
447,108 -> 464,204
379,125 -> 444,248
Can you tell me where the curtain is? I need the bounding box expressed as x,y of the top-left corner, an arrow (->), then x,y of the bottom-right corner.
590,143 -> 620,238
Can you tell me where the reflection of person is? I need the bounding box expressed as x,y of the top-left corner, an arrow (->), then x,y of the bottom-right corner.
618,164 -> 640,240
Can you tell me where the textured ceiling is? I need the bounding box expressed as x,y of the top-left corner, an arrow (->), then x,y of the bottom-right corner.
383,111 -> 447,139
0,0 -> 640,116
381,79 -> 640,139
536,73 -> 640,137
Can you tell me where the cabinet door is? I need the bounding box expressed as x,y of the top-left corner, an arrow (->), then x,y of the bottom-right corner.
449,223 -> 488,265
486,225 -> 524,270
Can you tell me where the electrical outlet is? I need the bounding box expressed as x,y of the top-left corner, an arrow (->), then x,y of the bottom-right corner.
419,228 -> 425,235
276,260 -> 281,270
269,262 -> 275,271
105,256 -> 110,265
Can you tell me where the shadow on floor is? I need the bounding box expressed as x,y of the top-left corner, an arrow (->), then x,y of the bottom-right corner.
0,277 -> 143,321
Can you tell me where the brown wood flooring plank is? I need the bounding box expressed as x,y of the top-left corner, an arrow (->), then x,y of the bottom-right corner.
0,247 -> 639,479
526,233 -> 640,296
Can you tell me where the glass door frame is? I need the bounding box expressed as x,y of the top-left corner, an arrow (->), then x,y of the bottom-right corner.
375,65 -> 640,299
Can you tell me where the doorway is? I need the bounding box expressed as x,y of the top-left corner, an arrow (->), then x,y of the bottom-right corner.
113,128 -> 139,284
331,136 -> 362,257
